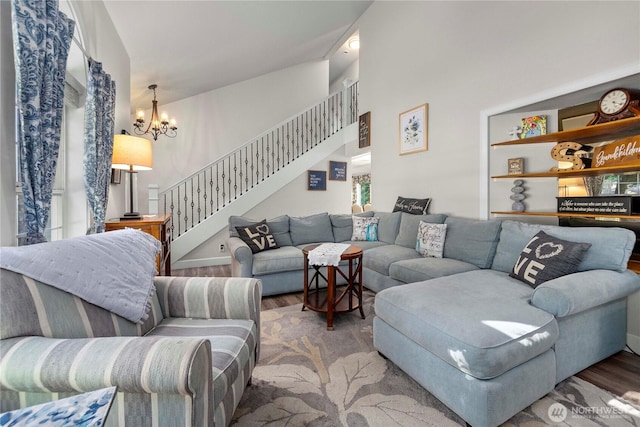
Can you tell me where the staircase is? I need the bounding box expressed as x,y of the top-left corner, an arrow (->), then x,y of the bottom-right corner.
160,82 -> 359,261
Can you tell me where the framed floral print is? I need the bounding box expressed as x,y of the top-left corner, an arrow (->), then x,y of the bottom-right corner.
399,103 -> 428,155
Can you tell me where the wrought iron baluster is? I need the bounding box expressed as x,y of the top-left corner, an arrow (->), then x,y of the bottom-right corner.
216,163 -> 220,211
265,135 -> 271,178
286,123 -> 291,164
183,182 -> 189,233
227,157 -> 232,205
176,186 -> 182,237
196,174 -> 201,224
276,127 -> 281,171
233,152 -> 238,199
202,168 -> 208,219
255,140 -> 260,183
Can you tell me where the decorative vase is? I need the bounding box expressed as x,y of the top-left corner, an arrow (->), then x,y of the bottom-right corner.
510,179 -> 526,212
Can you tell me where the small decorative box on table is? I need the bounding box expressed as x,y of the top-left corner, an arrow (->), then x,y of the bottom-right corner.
302,243 -> 365,330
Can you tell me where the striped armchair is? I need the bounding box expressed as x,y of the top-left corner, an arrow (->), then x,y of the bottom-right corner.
0,271 -> 262,427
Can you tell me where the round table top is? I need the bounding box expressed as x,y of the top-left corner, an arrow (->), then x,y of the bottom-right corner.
302,244 -> 362,259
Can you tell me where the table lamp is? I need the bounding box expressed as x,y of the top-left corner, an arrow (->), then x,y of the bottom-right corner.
112,133 -> 153,220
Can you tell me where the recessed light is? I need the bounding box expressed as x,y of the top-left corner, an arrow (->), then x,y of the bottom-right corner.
348,38 -> 360,50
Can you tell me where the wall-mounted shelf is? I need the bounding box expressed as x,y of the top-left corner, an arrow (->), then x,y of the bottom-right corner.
491,116 -> 640,146
491,211 -> 640,220
492,163 -> 640,179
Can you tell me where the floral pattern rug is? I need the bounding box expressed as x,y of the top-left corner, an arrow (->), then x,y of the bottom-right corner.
232,292 -> 640,426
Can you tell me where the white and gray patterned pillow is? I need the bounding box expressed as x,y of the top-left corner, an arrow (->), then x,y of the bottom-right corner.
416,221 -> 447,258
510,230 -> 591,288
351,216 -> 379,241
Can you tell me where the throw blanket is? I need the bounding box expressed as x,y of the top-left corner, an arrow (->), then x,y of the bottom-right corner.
0,229 -> 160,323
308,243 -> 351,266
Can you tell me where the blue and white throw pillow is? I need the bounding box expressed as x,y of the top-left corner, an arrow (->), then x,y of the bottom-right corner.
351,216 -> 379,241
416,221 -> 447,258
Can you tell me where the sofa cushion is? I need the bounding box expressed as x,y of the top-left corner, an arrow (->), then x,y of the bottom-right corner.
510,230 -> 591,288
235,220 -> 280,253
251,246 -> 304,275
394,213 -> 447,248
492,220 -> 635,273
352,216 -> 379,241
229,215 -> 293,247
392,196 -> 431,214
375,270 -> 559,380
330,212 -> 374,242
416,222 -> 447,258
363,245 -> 421,276
443,217 -> 502,268
373,211 -> 402,244
389,257 -> 478,283
147,318 -> 257,412
289,213 -> 334,245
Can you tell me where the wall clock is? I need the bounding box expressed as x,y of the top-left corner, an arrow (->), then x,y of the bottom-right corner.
588,88 -> 640,125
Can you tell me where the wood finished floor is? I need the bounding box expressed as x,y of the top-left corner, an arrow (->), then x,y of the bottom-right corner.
173,265 -> 640,405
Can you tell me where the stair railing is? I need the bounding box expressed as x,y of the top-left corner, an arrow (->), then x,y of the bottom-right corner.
160,81 -> 359,240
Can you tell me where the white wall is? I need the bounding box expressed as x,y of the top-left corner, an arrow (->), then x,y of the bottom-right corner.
329,59 -> 359,94
0,0 -> 16,246
137,60 -> 330,211
358,1 -> 640,215
358,1 -> 640,348
70,0 -> 130,225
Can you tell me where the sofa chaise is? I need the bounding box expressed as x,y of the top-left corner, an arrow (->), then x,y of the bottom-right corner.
0,230 -> 262,427
228,211 -> 640,426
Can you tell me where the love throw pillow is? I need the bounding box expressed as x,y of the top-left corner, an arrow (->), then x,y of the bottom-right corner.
235,220 -> 280,253
510,230 -> 591,288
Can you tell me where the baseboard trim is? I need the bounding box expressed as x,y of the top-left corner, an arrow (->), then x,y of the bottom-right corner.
626,333 -> 640,353
172,256 -> 231,270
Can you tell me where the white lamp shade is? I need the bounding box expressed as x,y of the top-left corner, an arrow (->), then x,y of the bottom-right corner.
112,134 -> 153,171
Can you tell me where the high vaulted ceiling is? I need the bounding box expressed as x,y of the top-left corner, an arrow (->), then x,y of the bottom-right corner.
102,0 -> 372,109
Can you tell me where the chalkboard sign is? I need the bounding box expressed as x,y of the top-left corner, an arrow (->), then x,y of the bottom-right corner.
307,170 -> 326,191
329,161 -> 347,181
359,112 -> 370,148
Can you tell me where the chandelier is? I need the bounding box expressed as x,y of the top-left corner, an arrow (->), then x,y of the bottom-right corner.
133,84 -> 177,141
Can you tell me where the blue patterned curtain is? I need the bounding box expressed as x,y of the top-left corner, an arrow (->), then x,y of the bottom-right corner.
84,60 -> 116,234
12,0 -> 74,244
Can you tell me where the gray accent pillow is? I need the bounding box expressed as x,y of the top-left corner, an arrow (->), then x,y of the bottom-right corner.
510,231 -> 591,288
395,212 -> 447,248
229,215 -> 293,246
373,211 -> 402,244
290,212 -> 334,245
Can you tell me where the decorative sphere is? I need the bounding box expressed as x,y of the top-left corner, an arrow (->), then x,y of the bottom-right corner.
512,201 -> 526,212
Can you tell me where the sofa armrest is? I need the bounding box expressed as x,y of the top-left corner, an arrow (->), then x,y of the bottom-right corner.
0,335 -> 211,395
154,276 -> 262,361
227,236 -> 253,277
531,269 -> 640,317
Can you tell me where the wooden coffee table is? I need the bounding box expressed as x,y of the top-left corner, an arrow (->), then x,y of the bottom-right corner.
302,244 -> 365,330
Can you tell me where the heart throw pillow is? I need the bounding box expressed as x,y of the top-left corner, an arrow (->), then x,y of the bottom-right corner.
510,230 -> 591,288
235,220 -> 280,253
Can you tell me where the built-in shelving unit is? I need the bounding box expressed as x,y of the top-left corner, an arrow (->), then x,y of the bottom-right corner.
491,116 -> 640,220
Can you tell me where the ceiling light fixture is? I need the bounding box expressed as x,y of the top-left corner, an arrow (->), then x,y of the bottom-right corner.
133,84 -> 177,141
348,38 -> 360,50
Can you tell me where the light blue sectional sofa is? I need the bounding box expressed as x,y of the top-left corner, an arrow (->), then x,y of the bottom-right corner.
1,266 -> 261,427
228,211 -> 640,426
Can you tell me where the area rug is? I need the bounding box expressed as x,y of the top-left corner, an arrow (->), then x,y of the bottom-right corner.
231,292 -> 640,426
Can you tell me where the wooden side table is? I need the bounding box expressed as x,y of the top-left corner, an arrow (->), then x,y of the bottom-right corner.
302,244 -> 365,330
105,214 -> 171,276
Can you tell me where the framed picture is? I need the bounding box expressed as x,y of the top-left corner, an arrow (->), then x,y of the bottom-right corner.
508,158 -> 524,175
307,170 -> 326,191
399,103 -> 428,155
329,161 -> 347,181
520,115 -> 547,138
558,101 -> 599,131
110,169 -> 121,184
359,111 -> 371,148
